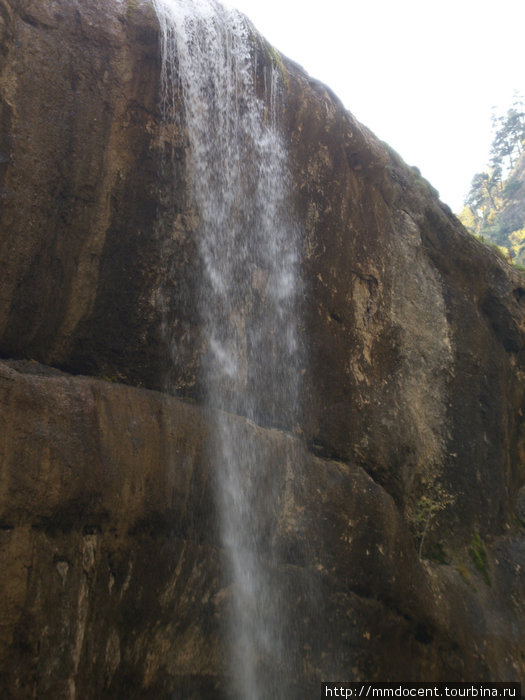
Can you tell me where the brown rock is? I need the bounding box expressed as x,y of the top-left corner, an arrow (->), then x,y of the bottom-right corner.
0,0 -> 524,695
0,362 -> 523,696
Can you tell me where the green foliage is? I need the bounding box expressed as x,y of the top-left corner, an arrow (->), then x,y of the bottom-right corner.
461,94 -> 525,269
126,0 -> 138,19
252,28 -> 289,88
509,228 -> 525,264
456,562 -> 472,585
410,487 -> 455,559
468,533 -> 491,586
450,550 -> 475,587
503,178 -> 521,198
487,242 -> 510,261
490,97 -> 525,173
459,205 -> 476,230
266,44 -> 288,86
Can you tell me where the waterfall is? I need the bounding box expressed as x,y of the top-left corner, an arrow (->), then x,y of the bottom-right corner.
152,0 -> 303,696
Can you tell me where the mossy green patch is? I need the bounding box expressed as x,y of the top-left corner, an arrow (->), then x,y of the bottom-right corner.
469,533 -> 491,586
126,0 -> 138,21
456,563 -> 472,585
266,43 -> 288,87
409,487 -> 454,559
252,27 -> 289,88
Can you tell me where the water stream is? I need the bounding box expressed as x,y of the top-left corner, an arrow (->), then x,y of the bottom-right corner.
152,1 -> 303,695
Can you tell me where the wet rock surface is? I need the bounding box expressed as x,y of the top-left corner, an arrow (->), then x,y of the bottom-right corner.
0,362 -> 523,696
0,0 -> 524,695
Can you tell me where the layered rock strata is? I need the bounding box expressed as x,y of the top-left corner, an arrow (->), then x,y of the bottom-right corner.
0,0 -> 523,695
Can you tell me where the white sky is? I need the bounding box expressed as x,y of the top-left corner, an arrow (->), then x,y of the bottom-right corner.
224,0 -> 525,212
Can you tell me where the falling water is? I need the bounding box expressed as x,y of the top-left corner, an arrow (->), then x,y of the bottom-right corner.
152,0 -> 303,696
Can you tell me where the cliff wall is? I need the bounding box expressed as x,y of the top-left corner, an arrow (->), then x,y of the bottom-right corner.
0,0 -> 523,695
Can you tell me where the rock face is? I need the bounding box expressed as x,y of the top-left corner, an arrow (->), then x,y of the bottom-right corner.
0,0 -> 524,696
1,360 -> 523,697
